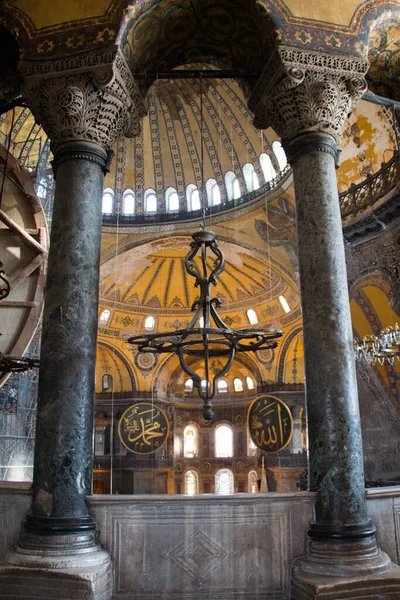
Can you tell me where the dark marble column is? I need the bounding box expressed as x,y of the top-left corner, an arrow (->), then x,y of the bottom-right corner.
19,141 -> 108,546
285,132 -> 374,541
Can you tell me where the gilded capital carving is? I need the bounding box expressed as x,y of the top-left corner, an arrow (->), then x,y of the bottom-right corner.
20,47 -> 147,151
248,46 -> 369,144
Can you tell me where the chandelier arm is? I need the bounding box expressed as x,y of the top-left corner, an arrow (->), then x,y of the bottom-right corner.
185,244 -> 202,282
208,241 -> 224,282
209,301 -> 232,330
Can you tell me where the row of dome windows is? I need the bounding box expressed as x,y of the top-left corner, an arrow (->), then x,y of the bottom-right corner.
98,309 -> 261,329
98,301 -> 290,331
102,144 -> 288,216
100,373 -> 255,395
184,376 -> 254,394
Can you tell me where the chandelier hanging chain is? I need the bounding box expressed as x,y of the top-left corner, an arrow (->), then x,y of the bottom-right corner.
199,75 -> 206,231
128,230 -> 282,420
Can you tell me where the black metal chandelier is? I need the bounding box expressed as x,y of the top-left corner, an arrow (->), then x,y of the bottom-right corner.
128,230 -> 282,420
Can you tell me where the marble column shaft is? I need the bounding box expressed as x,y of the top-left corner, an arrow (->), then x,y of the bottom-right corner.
26,141 -> 107,533
286,133 -> 371,538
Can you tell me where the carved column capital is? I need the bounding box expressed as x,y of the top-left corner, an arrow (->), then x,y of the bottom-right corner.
248,45 -> 369,144
20,46 -> 147,151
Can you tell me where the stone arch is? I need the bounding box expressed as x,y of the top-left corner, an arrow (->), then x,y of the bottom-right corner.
120,0 -> 278,94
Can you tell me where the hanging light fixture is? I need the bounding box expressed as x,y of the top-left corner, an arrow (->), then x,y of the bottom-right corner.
128,229 -> 282,420
128,75 -> 282,420
354,323 -> 400,366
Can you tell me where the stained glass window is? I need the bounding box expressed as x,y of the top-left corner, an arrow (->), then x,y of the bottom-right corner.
216,468 -> 233,494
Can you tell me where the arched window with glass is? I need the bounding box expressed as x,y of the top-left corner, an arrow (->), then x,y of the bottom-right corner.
184,470 -> 199,495
184,378 -> 193,392
242,163 -> 259,193
122,189 -> 135,216
102,374 -> 113,392
215,468 -> 234,494
248,435 -> 257,456
165,187 -> 180,213
99,308 -> 111,327
144,315 -> 156,330
233,378 -> 244,392
184,424 -> 198,458
246,308 -> 258,325
259,153 -> 276,183
272,141 -> 288,172
215,424 -> 233,457
248,470 -> 258,493
224,171 -> 241,201
144,188 -> 157,214
186,184 -> 201,212
246,376 -> 255,391
217,379 -> 228,393
206,178 -> 221,206
102,188 -> 114,215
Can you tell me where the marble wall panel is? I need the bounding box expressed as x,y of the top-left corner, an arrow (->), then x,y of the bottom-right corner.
0,484 -> 30,561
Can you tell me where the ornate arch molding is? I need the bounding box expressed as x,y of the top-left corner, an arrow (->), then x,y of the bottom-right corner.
0,0 -> 128,60
96,340 -> 138,393
277,326 -> 302,383
255,0 -> 400,58
120,0 -> 279,94
346,224 -> 400,315
349,270 -> 394,302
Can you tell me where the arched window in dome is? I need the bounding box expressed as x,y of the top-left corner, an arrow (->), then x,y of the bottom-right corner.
186,184 -> 201,211
102,374 -> 113,392
272,141 -> 288,171
249,470 -> 258,493
246,309 -> 258,325
165,187 -> 180,213
122,189 -> 135,216
260,153 -> 276,183
246,376 -> 255,391
215,424 -> 233,457
217,379 -> 228,393
233,378 -> 244,393
144,315 -> 156,330
242,163 -> 259,193
225,171 -> 241,200
102,188 -> 114,215
99,308 -> 111,327
184,470 -> 199,495
206,178 -> 221,206
216,468 -> 234,494
184,378 -> 193,392
144,188 -> 157,214
184,424 -> 198,458
201,379 -> 210,393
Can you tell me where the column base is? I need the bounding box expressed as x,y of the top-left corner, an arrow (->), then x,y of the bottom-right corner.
0,528 -> 113,599
291,536 -> 400,599
0,560 -> 112,600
